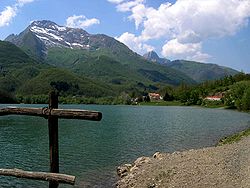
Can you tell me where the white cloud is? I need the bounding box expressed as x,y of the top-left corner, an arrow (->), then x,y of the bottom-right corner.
0,0 -> 35,27
177,30 -> 202,44
66,15 -> 100,29
116,32 -> 154,54
140,0 -> 250,41
162,39 -> 210,62
17,0 -> 34,6
107,0 -> 124,4
128,4 -> 151,29
109,0 -> 144,12
0,6 -> 17,27
109,0 -> 250,61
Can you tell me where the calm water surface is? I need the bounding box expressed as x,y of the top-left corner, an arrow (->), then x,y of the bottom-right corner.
0,104 -> 249,187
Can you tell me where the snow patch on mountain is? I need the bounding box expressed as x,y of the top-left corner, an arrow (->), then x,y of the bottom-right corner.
72,43 -> 84,47
55,25 -> 67,31
28,20 -> 91,50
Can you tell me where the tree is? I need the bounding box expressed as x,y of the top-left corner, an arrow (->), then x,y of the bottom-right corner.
50,81 -> 70,92
161,86 -> 174,101
224,81 -> 250,110
0,90 -> 16,103
241,88 -> 250,111
144,95 -> 150,102
163,92 -> 174,101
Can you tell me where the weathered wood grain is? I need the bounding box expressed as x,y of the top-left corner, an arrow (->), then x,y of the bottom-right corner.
48,91 -> 59,188
0,107 -> 102,121
0,169 -> 75,185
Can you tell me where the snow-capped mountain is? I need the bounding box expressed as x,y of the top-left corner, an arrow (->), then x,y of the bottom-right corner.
29,20 -> 91,49
5,20 -> 127,60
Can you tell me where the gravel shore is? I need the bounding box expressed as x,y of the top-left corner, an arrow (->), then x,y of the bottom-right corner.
116,136 -> 250,188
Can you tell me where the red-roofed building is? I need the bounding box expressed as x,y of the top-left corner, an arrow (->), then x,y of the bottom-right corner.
204,96 -> 222,101
148,93 -> 162,100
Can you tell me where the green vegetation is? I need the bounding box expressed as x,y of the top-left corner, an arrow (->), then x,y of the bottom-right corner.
217,128 -> 250,146
17,68 -> 114,97
154,73 -> 250,111
0,90 -> 16,103
167,60 -> 239,83
140,101 -> 182,106
0,40 -> 249,107
0,41 -> 116,102
5,30 -> 46,61
45,47 -> 195,91
224,81 -> 250,111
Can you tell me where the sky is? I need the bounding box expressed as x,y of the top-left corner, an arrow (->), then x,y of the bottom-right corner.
0,0 -> 250,73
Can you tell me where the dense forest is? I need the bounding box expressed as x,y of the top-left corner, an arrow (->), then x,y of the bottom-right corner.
158,73 -> 250,111
1,72 -> 249,112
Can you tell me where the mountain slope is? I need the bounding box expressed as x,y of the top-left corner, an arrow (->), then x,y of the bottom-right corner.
45,47 -> 196,88
18,68 -> 114,97
5,20 -> 139,63
168,60 -> 239,83
5,20 -> 196,89
143,51 -> 171,64
143,51 -> 239,83
5,29 -> 47,61
0,40 -> 44,93
0,40 -> 114,97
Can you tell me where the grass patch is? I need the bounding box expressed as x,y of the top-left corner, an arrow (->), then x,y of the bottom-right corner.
203,104 -> 225,108
140,101 -> 183,106
217,128 -> 250,146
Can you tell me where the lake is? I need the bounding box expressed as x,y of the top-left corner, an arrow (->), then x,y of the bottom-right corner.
0,104 -> 249,187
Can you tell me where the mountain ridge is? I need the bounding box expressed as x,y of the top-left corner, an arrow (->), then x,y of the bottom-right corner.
0,40 -> 115,97
6,20 -> 140,61
143,51 -> 171,64
5,20 -> 196,89
143,51 -> 239,82
1,19 -> 241,103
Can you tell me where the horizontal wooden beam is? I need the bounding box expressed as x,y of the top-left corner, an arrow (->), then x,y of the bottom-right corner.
0,107 -> 102,121
0,168 -> 75,185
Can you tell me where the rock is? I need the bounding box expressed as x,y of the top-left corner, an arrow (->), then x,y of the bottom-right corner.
134,157 -> 150,167
117,164 -> 132,178
153,152 -> 162,159
130,166 -> 139,172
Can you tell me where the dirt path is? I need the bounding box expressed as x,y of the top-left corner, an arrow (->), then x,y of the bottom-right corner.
116,136 -> 250,188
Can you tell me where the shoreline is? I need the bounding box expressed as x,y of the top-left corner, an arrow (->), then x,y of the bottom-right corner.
217,127 -> 250,146
116,127 -> 250,188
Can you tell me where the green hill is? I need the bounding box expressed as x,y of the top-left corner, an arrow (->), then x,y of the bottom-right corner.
5,20 -> 196,92
5,29 -> 46,61
143,51 -> 239,83
167,60 -> 239,83
0,41 -> 115,101
18,68 -> 114,97
45,47 -> 196,91
0,41 -> 43,93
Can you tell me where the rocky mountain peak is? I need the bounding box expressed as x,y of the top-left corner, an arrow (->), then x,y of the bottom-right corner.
143,51 -> 171,64
27,20 -> 91,49
143,51 -> 160,62
30,20 -> 57,28
5,20 -> 134,61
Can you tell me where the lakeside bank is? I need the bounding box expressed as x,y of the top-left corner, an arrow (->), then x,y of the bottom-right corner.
117,129 -> 250,188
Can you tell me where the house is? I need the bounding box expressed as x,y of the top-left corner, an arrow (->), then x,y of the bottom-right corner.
204,92 -> 225,101
204,96 -> 222,101
148,93 -> 162,100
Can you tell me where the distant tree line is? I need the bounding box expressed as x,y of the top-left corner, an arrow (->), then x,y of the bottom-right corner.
158,73 -> 250,111
1,72 -> 250,111
0,90 -> 16,103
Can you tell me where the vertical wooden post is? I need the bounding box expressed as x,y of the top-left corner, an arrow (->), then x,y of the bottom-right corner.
48,91 -> 59,188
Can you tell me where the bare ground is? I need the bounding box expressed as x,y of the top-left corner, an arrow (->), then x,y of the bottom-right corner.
116,136 -> 250,188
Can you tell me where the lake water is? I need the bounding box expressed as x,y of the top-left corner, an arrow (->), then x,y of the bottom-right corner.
0,104 -> 249,188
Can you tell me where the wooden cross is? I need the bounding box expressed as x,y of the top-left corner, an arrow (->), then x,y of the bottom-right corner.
0,91 -> 102,188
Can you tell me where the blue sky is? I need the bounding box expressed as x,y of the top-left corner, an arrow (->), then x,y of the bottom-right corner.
0,0 -> 250,73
